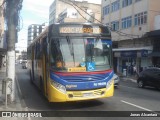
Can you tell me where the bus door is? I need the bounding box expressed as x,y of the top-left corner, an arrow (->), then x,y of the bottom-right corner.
31,45 -> 35,82
42,37 -> 49,96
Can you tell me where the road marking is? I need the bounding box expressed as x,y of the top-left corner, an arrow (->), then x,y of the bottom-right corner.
120,85 -> 137,89
121,100 -> 152,111
121,100 -> 160,115
121,78 -> 137,83
25,107 -> 31,120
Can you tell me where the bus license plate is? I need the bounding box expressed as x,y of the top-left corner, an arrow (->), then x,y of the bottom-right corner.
83,93 -> 93,97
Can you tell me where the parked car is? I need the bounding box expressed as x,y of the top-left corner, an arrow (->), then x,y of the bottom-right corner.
137,67 -> 160,89
113,74 -> 120,88
22,60 -> 27,69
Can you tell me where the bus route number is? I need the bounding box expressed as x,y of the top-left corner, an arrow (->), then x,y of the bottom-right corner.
59,27 -> 102,34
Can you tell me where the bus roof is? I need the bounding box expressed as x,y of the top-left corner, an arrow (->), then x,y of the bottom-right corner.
28,27 -> 48,48
28,23 -> 111,48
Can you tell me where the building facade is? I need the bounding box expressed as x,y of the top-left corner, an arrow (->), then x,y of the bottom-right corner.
49,0 -> 101,24
27,24 -> 45,47
102,0 -> 160,75
0,0 -> 6,69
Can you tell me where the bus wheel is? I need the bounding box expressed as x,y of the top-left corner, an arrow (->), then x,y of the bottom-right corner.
40,77 -> 45,95
30,71 -> 33,84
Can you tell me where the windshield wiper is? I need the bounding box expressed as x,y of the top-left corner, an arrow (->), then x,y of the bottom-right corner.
66,36 -> 76,67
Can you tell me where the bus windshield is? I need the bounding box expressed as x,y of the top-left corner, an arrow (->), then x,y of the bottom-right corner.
50,37 -> 112,72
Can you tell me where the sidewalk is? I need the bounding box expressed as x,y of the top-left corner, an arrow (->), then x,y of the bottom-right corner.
0,66 -> 24,111
0,66 -> 6,98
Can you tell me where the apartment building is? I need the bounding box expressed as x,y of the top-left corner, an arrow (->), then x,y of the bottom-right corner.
27,24 -> 46,47
49,0 -> 101,24
102,0 -> 160,75
0,0 -> 6,69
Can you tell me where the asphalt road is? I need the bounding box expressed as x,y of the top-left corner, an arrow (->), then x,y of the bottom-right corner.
16,64 -> 160,120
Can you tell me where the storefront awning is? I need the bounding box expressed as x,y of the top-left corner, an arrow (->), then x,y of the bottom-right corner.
113,46 -> 153,52
113,47 -> 153,58
144,30 -> 160,38
148,52 -> 160,57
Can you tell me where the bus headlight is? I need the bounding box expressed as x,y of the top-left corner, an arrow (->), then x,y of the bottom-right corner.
50,80 -> 66,94
106,79 -> 113,89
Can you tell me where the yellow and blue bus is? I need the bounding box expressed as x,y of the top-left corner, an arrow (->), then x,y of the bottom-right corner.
27,23 -> 114,102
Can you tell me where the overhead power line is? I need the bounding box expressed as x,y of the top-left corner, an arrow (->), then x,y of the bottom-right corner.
70,0 -> 139,38
59,0 -> 139,39
0,0 -> 6,7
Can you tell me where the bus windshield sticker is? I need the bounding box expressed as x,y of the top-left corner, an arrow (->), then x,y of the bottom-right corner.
68,67 -> 86,72
80,62 -> 86,67
87,62 -> 95,71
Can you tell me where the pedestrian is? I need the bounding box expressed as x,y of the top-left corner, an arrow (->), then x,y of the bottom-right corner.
133,65 -> 136,75
3,61 -> 6,67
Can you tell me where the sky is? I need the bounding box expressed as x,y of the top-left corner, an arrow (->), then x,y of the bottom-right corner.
16,0 -> 102,51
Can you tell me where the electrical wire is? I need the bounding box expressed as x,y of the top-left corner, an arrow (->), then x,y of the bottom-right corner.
70,0 -> 139,38
58,0 -> 89,23
59,0 -> 139,39
0,0 -> 6,7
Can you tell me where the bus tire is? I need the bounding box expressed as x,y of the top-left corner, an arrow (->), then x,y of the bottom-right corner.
30,71 -> 33,84
40,77 -> 45,95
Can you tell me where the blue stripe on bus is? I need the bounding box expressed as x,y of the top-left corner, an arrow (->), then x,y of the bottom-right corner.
50,71 -> 114,90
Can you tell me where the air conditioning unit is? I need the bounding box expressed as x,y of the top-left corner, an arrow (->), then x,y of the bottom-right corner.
154,15 -> 160,30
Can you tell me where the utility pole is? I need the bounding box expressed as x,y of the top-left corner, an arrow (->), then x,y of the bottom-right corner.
5,0 -> 23,102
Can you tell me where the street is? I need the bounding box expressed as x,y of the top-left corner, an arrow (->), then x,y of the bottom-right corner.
16,64 -> 160,120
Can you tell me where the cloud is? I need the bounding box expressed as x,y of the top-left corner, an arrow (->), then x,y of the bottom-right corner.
18,0 -> 101,50
23,0 -> 53,9
25,6 -> 49,15
21,0 -> 52,21
23,20 -> 38,26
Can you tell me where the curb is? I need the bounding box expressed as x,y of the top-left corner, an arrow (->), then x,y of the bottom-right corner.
15,75 -> 27,109
15,75 -> 23,99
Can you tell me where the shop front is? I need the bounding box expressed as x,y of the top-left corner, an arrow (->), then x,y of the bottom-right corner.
145,30 -> 160,68
113,47 -> 152,76
0,48 -> 6,70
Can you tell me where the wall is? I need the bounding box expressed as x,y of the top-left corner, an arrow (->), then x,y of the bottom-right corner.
149,0 -> 160,31
49,0 -> 101,24
102,0 -> 152,41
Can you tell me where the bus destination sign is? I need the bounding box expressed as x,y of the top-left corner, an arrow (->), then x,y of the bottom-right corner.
59,26 -> 102,34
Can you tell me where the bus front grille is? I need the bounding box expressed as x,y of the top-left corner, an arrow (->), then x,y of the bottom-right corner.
61,74 -> 108,82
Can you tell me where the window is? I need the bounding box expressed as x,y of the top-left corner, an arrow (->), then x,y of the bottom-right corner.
135,0 -> 141,3
50,38 -> 112,72
27,47 -> 32,60
122,16 -> 132,29
135,11 -> 147,26
106,23 -> 110,26
35,41 -> 41,59
103,5 -> 110,16
122,0 -> 132,8
111,0 -> 120,12
111,21 -> 119,31
72,13 -> 77,16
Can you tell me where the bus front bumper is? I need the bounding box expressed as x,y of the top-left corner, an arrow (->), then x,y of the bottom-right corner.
48,82 -> 114,102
